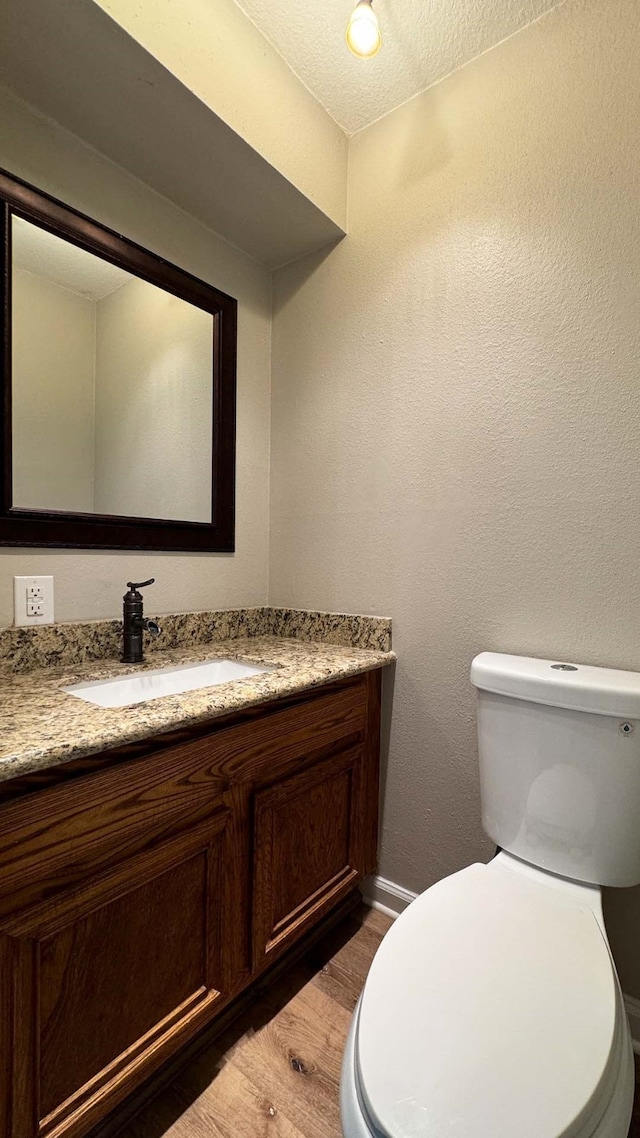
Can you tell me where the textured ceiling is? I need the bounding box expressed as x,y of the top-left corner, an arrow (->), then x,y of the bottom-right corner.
232,0 -> 562,134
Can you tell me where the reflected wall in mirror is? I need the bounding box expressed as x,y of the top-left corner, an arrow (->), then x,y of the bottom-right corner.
12,218 -> 213,523
1,169 -> 237,551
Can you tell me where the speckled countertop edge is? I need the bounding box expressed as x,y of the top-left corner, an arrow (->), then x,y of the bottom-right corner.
0,636 -> 395,783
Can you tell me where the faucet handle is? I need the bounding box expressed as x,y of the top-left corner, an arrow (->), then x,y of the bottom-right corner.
126,578 -> 155,594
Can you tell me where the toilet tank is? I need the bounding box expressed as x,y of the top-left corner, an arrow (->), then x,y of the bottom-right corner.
471,652 -> 640,887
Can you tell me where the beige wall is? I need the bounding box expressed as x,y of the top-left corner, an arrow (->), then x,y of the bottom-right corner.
12,268 -> 96,513
95,0 -> 348,231
0,86 -> 272,626
94,277 -> 213,523
270,0 -> 640,991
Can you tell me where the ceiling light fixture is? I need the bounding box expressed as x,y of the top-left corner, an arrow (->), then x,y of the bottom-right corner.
346,0 -> 382,59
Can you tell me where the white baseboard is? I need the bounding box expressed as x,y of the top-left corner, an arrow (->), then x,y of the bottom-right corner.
360,874 -> 418,920
624,994 -> 640,1055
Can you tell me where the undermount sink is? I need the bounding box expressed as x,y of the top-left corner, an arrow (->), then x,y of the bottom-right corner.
63,658 -> 274,709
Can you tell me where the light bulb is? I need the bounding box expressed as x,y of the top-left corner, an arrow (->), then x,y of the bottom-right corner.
346,0 -> 382,59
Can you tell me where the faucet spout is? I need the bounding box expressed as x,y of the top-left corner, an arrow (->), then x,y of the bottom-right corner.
140,618 -> 161,637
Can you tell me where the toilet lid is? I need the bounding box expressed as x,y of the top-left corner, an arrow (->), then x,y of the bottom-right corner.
356,863 -> 618,1138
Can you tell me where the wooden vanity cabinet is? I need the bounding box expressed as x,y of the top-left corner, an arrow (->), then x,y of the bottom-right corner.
0,670 -> 381,1138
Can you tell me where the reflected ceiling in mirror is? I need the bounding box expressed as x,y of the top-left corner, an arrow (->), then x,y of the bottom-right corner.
0,167 -> 237,551
12,216 -> 213,524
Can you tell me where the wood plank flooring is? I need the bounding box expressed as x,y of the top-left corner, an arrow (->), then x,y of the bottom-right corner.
630,1060 -> 640,1138
115,903 -> 640,1138
115,904 -> 392,1138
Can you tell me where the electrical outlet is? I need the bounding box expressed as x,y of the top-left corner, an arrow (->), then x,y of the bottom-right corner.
27,584 -> 45,617
13,576 -> 54,627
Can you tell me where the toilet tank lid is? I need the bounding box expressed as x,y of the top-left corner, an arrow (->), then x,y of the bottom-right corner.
471,651 -> 640,718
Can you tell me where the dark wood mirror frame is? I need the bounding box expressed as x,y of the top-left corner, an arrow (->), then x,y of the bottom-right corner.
0,168 -> 237,551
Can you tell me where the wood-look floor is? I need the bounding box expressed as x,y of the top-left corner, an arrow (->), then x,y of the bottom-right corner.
630,1060 -> 640,1138
116,904 -> 392,1138
116,904 -> 640,1138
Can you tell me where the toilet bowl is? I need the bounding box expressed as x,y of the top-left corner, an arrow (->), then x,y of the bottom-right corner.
340,653 -> 640,1138
341,853 -> 634,1138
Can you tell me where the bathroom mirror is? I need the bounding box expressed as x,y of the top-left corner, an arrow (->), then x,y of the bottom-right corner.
0,169 -> 237,551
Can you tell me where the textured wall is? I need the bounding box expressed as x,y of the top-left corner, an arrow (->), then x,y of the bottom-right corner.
270,0 -> 640,989
12,268 -> 96,513
0,87 -> 272,627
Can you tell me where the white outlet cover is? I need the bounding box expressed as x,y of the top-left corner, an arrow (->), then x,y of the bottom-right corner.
13,575 -> 54,626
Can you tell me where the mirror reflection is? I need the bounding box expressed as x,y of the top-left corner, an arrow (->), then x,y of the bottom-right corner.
11,216 -> 214,523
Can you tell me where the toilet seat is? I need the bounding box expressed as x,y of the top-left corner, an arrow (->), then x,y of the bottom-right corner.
354,860 -> 622,1138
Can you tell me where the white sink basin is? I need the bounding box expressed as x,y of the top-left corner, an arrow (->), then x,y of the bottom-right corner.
63,658 -> 274,708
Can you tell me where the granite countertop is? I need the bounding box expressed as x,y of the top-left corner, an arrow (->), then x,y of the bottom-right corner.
0,615 -> 394,784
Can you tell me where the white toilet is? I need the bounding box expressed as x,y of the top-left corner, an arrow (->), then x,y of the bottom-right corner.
340,652 -> 639,1138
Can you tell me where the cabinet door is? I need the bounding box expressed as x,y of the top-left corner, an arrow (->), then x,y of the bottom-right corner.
0,810 -> 231,1138
252,746 -> 363,966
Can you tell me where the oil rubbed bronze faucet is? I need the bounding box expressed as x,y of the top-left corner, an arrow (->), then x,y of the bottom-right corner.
122,579 -> 161,663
